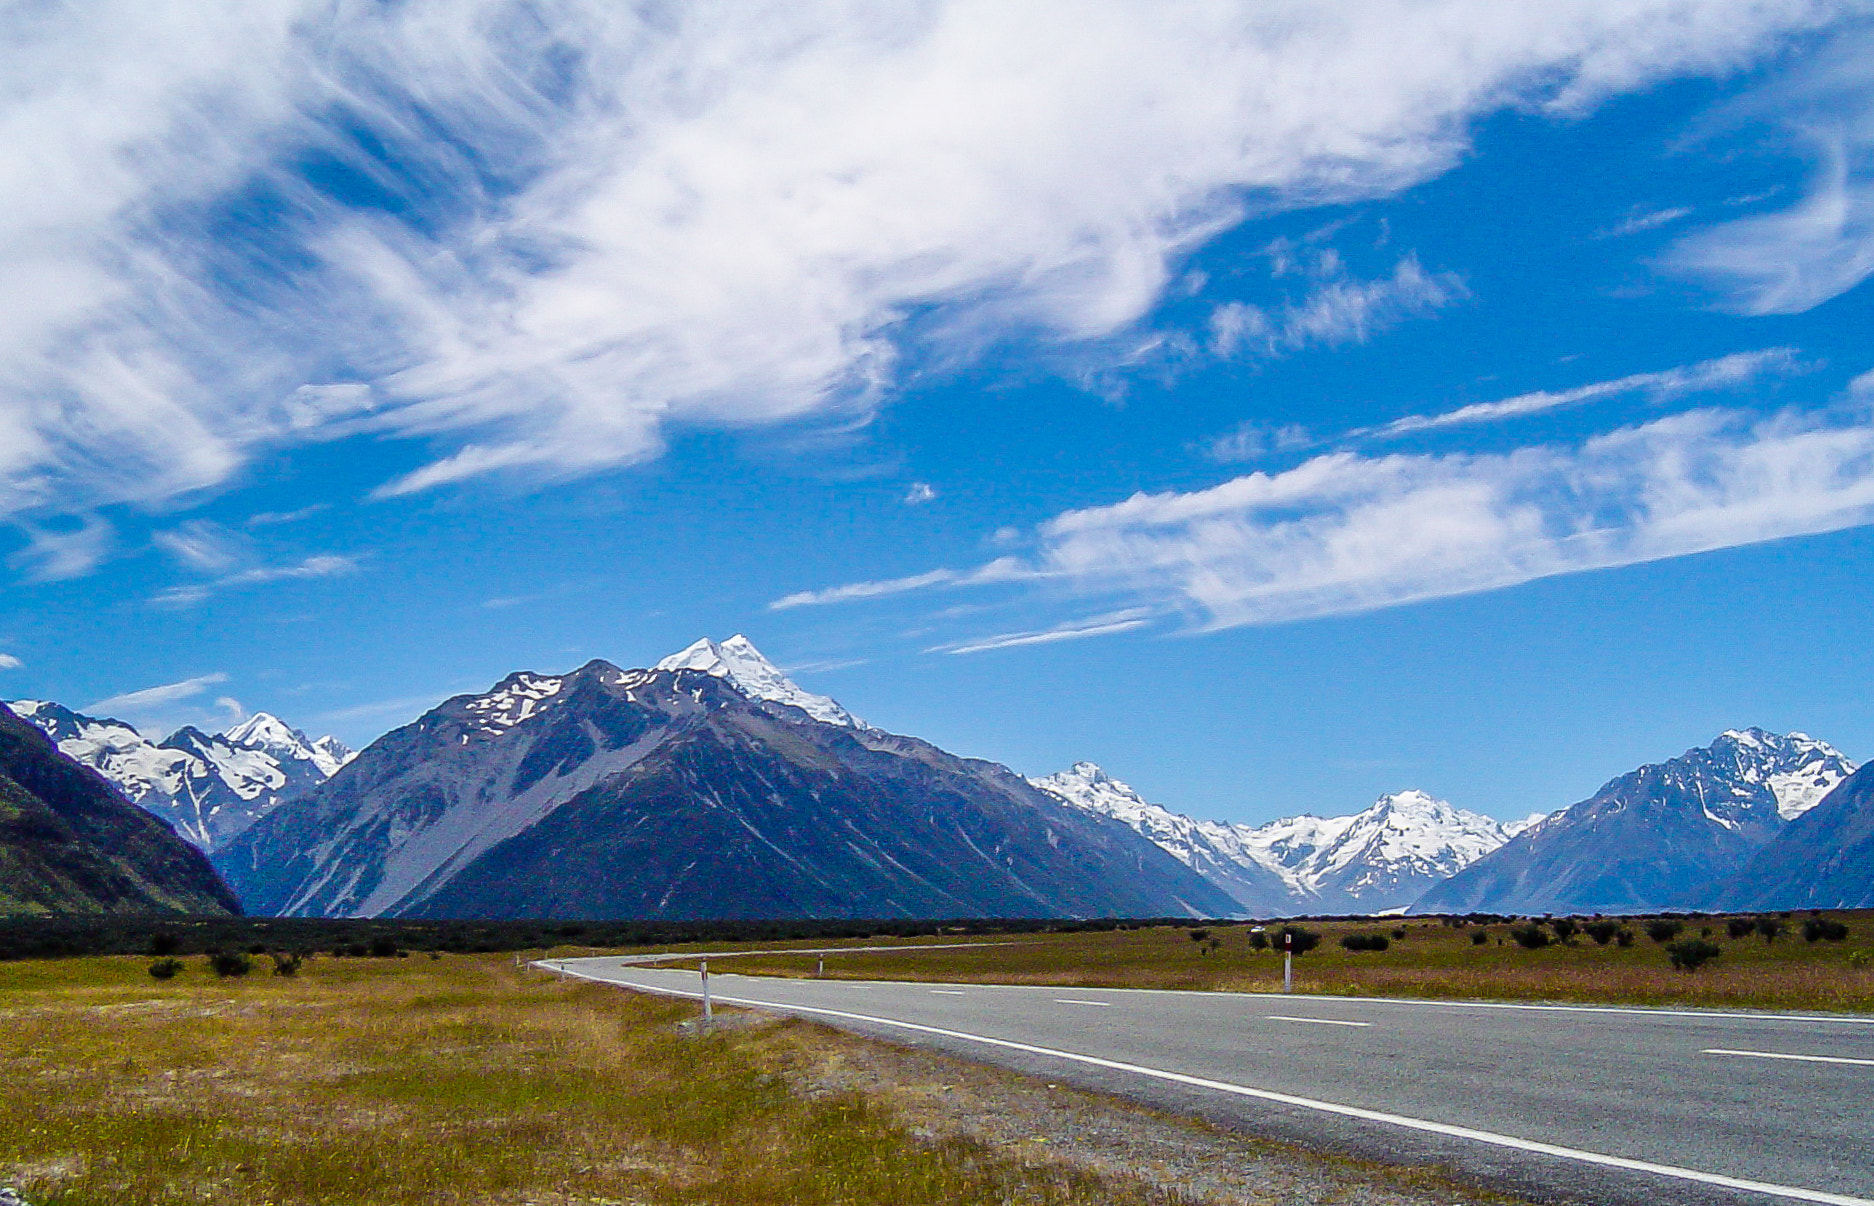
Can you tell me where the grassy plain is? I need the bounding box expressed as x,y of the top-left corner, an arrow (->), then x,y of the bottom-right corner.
0,953 -> 1189,1206
682,911 -> 1874,1012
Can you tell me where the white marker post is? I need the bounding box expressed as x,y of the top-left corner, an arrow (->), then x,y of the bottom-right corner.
817,955 -> 825,978
700,959 -> 713,1029
1283,931 -> 1293,994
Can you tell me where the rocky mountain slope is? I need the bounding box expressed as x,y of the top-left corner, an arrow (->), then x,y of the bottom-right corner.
4,701 -> 352,851
1031,762 -> 1521,915
1412,728 -> 1855,915
1709,763 -> 1874,910
217,641 -> 1239,920
0,702 -> 240,916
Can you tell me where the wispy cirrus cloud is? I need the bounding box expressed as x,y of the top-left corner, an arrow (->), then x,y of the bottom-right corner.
1209,256 -> 1466,360
1357,347 -> 1805,440
789,401 -> 1874,636
8,517 -> 114,582
87,673 -> 229,715
1596,205 -> 1695,238
151,553 -> 357,608
0,1 -> 1849,516
932,609 -> 1155,655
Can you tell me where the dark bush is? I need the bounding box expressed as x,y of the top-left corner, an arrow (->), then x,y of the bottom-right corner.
1726,918 -> 1755,939
1754,917 -> 1785,943
270,951 -> 303,977
1644,919 -> 1683,943
1509,924 -> 1552,950
208,950 -> 252,978
369,936 -> 401,958
1470,930 -> 1491,946
1666,938 -> 1722,971
1584,920 -> 1619,945
1550,918 -> 1579,943
1801,919 -> 1850,942
1188,929 -> 1210,944
1340,933 -> 1391,952
1390,928 -> 1406,940
149,932 -> 180,957
148,957 -> 182,980
1247,929 -> 1269,951
1615,928 -> 1635,948
1271,926 -> 1320,954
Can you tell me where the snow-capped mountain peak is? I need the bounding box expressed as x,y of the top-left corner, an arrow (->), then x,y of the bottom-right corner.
1714,727 -> 1856,820
655,635 -> 862,728
225,711 -> 355,778
1031,762 -> 1518,915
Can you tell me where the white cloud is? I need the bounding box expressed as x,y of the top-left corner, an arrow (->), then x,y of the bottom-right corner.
1361,347 -> 1803,439
1664,24 -> 1874,313
152,520 -> 241,572
1206,421 -> 1313,464
8,517 -> 114,581
0,0 -> 1847,512
1596,205 -> 1694,238
795,403 -> 1874,632
1209,256 -> 1466,359
87,672 -> 230,715
769,559 -> 1022,610
151,553 -> 357,607
0,654 -> 21,670
934,609 -> 1154,655
903,482 -> 937,505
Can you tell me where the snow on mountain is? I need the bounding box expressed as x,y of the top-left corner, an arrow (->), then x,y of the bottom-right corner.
4,699 -> 352,851
655,635 -> 862,728
1031,762 -> 1517,915
1715,728 -> 1855,820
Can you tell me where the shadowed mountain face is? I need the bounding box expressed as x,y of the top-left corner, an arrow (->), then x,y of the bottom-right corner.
1413,729 -> 1855,915
219,653 -> 1239,920
1713,765 -> 1874,910
0,703 -> 241,917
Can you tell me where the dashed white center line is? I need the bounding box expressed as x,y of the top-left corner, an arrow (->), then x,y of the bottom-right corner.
1054,998 -> 1113,1007
1266,1015 -> 1371,1027
930,989 -> 967,996
1704,1048 -> 1874,1067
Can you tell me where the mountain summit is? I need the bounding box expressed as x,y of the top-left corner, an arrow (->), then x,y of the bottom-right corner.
654,635 -> 862,728
219,654 -> 1236,920
1030,762 -> 1518,915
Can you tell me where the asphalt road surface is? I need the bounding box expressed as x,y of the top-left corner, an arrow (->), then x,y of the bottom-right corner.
550,957 -> 1874,1206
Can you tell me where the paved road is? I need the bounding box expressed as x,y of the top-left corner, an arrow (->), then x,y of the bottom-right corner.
550,958 -> 1874,1206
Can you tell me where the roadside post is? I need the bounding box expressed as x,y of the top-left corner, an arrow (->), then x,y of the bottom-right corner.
700,959 -> 713,1028
816,954 -> 824,978
1283,931 -> 1293,994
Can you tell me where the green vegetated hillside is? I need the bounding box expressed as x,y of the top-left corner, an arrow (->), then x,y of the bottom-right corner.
0,703 -> 240,917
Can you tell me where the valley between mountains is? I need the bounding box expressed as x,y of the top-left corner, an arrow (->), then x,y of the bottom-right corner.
3,635 -> 1869,920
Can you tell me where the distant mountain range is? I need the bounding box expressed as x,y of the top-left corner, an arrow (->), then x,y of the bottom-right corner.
9,643 -> 1867,920
1414,729 -> 1856,915
0,702 -> 239,917
3,701 -> 352,852
215,638 -> 1239,920
1031,762 -> 1539,915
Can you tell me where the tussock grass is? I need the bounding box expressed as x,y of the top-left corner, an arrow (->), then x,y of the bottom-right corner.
0,954 -> 1191,1206
708,912 -> 1874,1012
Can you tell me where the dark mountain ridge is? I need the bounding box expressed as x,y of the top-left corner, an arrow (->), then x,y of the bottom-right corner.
220,654 -> 1238,920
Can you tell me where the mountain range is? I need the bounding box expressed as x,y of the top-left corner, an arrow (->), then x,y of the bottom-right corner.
3,701 -> 352,852
0,701 -> 240,916
215,640 -> 1239,920
1414,729 -> 1857,915
1031,762 -> 1540,915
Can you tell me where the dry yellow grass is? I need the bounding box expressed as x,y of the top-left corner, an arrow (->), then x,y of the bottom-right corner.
0,952 -> 1193,1206
688,912 -> 1874,1012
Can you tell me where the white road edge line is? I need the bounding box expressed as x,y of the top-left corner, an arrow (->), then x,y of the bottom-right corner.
1054,999 -> 1113,1007
1266,1015 -> 1371,1027
561,967 -> 1874,1206
1704,1048 -> 1874,1068
930,989 -> 967,996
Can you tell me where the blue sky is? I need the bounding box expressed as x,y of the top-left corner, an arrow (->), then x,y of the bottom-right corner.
3,2 -> 1874,826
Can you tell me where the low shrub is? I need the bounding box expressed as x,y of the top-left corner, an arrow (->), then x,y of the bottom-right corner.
369,937 -> 402,958
1550,918 -> 1579,943
270,951 -> 304,977
1340,933 -> 1391,952
1247,929 -> 1269,951
1584,920 -> 1620,945
1666,938 -> 1722,971
1615,928 -> 1635,948
1270,926 -> 1320,954
148,957 -> 183,980
1645,919 -> 1683,943
1801,919 -> 1849,943
1755,917 -> 1785,943
1389,928 -> 1406,940
1509,924 -> 1552,950
207,950 -> 252,978
1726,918 -> 1755,939
1470,930 -> 1490,946
149,932 -> 180,957
1188,929 -> 1210,944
